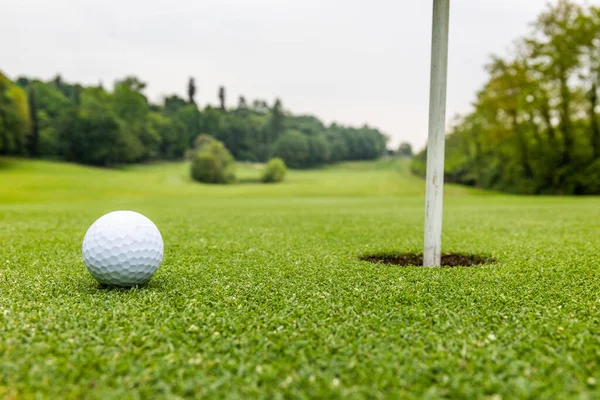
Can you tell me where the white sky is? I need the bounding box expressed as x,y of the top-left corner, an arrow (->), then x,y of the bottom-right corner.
1,0 -> 597,151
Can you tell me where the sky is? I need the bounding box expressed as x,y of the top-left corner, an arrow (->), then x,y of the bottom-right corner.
1,0 -> 596,151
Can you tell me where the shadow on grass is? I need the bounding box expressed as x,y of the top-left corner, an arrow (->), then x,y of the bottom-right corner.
96,283 -> 151,291
78,278 -> 167,294
0,158 -> 19,170
359,252 -> 497,267
191,177 -> 279,185
236,177 -> 263,184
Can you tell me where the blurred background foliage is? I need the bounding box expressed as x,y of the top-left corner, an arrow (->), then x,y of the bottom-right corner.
0,72 -> 388,170
412,0 -> 600,195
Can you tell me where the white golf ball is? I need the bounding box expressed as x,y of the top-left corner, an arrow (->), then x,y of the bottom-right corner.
82,210 -> 164,286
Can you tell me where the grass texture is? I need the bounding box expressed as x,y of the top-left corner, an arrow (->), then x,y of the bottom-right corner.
0,157 -> 599,399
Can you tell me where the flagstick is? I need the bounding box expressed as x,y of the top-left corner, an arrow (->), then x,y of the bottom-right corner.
424,0 -> 450,267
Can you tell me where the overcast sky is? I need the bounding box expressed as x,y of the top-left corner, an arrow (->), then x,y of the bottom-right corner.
1,0 -> 596,150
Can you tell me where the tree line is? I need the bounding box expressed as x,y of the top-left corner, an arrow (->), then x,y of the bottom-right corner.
0,72 -> 388,169
412,0 -> 600,195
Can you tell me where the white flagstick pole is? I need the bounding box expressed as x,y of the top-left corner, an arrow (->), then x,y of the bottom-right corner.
424,0 -> 450,267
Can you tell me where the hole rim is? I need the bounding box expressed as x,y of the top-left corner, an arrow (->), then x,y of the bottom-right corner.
358,252 -> 497,268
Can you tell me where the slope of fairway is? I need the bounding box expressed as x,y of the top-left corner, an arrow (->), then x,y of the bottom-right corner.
0,157 -> 482,204
0,157 -> 599,399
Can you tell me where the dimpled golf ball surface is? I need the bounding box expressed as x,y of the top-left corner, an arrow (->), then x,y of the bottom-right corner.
82,211 -> 163,286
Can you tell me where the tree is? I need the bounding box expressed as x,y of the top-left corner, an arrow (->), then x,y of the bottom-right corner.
530,0 -> 584,167
578,4 -> 600,158
173,104 -> 201,146
27,86 -> 40,157
55,109 -> 129,166
53,74 -> 63,91
272,130 -> 309,168
238,96 -> 247,110
251,99 -> 269,114
218,86 -> 226,111
306,134 -> 331,166
327,136 -> 349,162
263,98 -> 284,161
78,83 -> 146,163
28,80 -> 72,119
164,95 -> 188,114
187,77 -> 196,104
73,84 -> 82,106
0,72 -> 30,155
285,115 -> 325,136
199,106 -> 223,137
138,120 -> 161,160
410,0 -> 600,195
397,142 -> 413,157
146,112 -> 187,159
7,72 -> 391,169
217,113 -> 250,159
112,76 -> 150,160
37,110 -> 58,157
241,113 -> 268,162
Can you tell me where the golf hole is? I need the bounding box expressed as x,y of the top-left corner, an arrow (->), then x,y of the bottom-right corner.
359,253 -> 496,267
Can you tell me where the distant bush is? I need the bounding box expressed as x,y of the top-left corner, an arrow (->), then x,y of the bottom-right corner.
261,158 -> 287,183
185,134 -> 215,160
190,140 -> 236,184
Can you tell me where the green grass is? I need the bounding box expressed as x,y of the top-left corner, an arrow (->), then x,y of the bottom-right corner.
0,157 -> 599,399
0,157 -> 485,205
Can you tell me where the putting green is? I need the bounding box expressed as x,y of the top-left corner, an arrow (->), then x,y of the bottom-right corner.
0,157 -> 598,399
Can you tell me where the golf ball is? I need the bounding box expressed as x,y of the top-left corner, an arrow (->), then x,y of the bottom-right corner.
82,210 -> 164,286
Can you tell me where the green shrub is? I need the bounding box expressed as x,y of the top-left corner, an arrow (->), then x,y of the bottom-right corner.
261,158 -> 287,183
185,134 -> 215,160
190,140 -> 236,184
